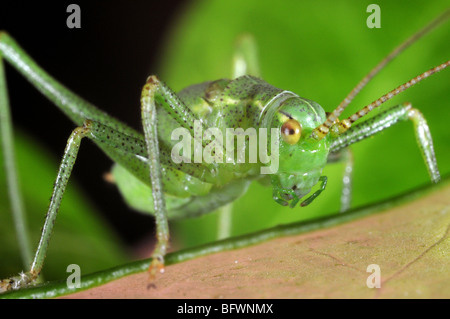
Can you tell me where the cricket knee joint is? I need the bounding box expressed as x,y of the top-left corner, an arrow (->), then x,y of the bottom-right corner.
73,122 -> 91,138
144,75 -> 160,91
404,102 -> 429,134
0,31 -> 11,48
403,102 -> 440,183
146,75 -> 159,85
82,119 -> 93,131
141,75 -> 160,99
404,103 -> 424,123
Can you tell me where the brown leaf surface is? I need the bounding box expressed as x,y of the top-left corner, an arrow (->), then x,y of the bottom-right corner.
62,184 -> 450,299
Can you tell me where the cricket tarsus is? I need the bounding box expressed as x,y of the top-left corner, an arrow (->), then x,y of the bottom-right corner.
1,9 -> 448,293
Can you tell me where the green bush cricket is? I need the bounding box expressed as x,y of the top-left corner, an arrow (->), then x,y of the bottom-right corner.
0,5 -> 449,292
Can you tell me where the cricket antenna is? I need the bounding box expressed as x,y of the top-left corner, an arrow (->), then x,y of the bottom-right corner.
335,61 -> 450,134
311,9 -> 450,140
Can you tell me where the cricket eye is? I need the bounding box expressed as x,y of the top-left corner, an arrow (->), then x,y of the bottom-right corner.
281,119 -> 302,145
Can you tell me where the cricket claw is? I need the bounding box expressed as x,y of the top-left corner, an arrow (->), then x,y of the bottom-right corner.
0,271 -> 36,293
147,255 -> 165,282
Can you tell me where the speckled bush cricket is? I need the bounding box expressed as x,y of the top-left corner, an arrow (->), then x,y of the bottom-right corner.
0,7 -> 448,292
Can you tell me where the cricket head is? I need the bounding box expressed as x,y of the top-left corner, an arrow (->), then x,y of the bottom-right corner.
261,93 -> 331,208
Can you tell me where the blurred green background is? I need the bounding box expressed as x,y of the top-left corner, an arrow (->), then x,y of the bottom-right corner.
1,0 -> 449,282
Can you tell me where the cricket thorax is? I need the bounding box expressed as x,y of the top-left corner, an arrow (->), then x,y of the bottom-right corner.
178,76 -> 330,172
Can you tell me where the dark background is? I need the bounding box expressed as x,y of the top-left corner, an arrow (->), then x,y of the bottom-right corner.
0,0 -> 189,247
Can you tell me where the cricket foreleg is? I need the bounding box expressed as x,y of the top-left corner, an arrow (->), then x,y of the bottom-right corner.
0,122 -> 91,292
330,102 -> 440,183
140,75 -> 222,278
217,203 -> 233,240
140,77 -> 170,279
300,176 -> 328,207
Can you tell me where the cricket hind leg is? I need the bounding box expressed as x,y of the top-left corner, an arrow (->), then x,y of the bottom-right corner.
0,32 -> 137,131
0,122 -> 92,292
0,31 -> 144,283
0,47 -> 32,269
